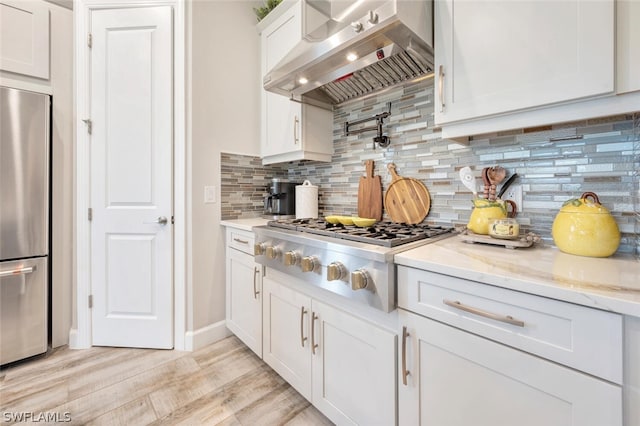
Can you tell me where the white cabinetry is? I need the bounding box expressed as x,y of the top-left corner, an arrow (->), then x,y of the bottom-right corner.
225,228 -> 262,357
434,0 -> 614,125
258,0 -> 333,165
617,0 -> 640,94
0,0 -> 50,79
397,266 -> 623,426
263,274 -> 396,425
433,0 -> 640,139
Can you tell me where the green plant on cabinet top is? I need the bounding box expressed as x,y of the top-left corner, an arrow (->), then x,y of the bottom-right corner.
254,0 -> 283,21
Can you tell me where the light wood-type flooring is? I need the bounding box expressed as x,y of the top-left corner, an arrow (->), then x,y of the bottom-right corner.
0,336 -> 334,425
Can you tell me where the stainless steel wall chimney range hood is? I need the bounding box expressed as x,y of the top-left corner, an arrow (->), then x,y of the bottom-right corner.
263,0 -> 434,106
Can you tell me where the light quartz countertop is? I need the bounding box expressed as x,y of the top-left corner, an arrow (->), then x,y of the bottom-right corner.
395,235 -> 640,318
220,218 -> 270,231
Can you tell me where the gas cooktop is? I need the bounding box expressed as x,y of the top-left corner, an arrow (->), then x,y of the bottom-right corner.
267,218 -> 454,248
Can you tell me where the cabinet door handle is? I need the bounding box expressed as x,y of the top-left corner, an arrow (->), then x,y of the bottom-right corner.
438,65 -> 445,113
233,237 -> 249,244
443,299 -> 525,327
300,306 -> 308,347
293,115 -> 300,144
311,311 -> 319,355
402,326 -> 411,386
253,267 -> 260,299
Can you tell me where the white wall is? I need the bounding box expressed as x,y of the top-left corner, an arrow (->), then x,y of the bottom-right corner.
189,0 -> 261,337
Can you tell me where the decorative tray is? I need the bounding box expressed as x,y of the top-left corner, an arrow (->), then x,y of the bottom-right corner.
458,229 -> 541,249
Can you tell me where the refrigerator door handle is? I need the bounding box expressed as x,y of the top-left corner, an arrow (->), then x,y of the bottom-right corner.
0,266 -> 36,278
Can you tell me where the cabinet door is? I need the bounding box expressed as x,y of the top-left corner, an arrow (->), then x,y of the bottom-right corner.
0,0 -> 50,79
398,310 -> 622,426
312,301 -> 396,426
263,93 -> 302,158
262,275 -> 312,400
434,0 -> 614,124
226,247 -> 262,357
261,2 -> 302,158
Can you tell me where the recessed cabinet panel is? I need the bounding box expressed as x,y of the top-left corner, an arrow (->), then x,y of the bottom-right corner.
0,0 -> 50,79
435,0 -> 614,124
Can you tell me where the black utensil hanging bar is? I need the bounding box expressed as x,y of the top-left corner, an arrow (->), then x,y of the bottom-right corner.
344,102 -> 392,148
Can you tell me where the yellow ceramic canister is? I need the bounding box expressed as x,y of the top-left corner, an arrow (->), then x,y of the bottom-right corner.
551,192 -> 620,257
467,199 -> 517,235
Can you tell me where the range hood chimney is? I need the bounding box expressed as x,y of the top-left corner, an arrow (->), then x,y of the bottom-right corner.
263,0 -> 434,106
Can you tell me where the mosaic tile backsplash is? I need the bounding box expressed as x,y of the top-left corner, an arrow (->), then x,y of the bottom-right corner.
221,79 -> 640,255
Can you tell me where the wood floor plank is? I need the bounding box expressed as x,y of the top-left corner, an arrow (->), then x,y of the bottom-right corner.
151,364 -> 285,425
233,381 -> 312,425
84,396 -> 158,426
47,356 -> 202,424
285,405 -> 335,426
0,337 -> 333,426
66,347 -> 184,400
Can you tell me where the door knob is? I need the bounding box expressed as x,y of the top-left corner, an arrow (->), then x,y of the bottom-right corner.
145,216 -> 168,225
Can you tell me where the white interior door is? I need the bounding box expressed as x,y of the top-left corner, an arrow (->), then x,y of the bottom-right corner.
90,6 -> 173,349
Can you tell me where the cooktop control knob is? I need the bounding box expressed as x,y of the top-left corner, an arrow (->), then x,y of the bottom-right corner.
368,10 -> 378,24
300,256 -> 319,273
327,262 -> 347,281
266,246 -> 280,260
254,242 -> 266,256
284,251 -> 299,267
351,21 -> 364,33
351,269 -> 369,290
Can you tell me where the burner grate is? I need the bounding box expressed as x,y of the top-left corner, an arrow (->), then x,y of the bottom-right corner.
267,219 -> 453,247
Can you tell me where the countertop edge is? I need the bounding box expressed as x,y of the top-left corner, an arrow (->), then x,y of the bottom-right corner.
220,218 -> 270,231
395,240 -> 640,318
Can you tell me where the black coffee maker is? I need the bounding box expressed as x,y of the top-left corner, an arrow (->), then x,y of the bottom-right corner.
264,178 -> 299,216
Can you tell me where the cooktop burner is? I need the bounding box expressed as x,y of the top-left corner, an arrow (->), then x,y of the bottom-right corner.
267,218 -> 453,247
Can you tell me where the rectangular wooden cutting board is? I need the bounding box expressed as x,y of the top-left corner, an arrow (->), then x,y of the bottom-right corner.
358,160 -> 383,221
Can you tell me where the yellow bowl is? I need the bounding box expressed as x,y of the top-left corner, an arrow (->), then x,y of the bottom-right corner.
325,215 -> 341,224
352,217 -> 377,227
337,216 -> 355,225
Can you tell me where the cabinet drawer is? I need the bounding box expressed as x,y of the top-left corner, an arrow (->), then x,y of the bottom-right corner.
227,229 -> 255,255
397,266 -> 622,384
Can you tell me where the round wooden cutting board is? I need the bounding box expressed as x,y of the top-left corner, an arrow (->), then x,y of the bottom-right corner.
384,163 -> 431,224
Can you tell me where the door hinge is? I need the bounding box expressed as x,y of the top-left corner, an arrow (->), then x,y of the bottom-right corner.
88,208 -> 93,221
88,295 -> 93,308
88,33 -> 92,48
82,119 -> 92,135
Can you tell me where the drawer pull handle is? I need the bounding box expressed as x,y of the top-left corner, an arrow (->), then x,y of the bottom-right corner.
233,238 -> 249,244
443,299 -> 525,327
401,326 -> 410,386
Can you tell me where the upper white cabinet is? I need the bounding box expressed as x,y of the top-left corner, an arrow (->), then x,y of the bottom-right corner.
617,0 -> 640,94
258,0 -> 333,165
434,0 -> 614,126
0,0 -> 50,79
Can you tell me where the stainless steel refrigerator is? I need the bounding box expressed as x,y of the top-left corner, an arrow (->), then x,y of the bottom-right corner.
0,86 -> 50,365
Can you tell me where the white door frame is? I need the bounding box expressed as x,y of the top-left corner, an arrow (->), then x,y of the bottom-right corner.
73,0 -> 187,350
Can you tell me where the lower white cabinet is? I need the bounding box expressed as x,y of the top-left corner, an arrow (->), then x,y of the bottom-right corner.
263,275 -> 396,425
397,266 -> 623,426
225,228 -> 262,357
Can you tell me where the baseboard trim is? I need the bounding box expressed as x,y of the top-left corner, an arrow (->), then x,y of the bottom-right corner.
184,320 -> 231,351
